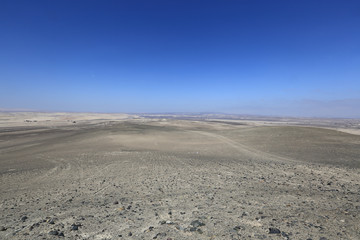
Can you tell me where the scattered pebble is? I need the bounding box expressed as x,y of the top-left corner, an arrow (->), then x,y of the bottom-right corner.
49,230 -> 59,235
234,225 -> 245,231
269,227 -> 281,234
153,232 -> 166,239
190,220 -> 205,228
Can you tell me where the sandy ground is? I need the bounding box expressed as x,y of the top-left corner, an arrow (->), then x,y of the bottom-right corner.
0,113 -> 360,239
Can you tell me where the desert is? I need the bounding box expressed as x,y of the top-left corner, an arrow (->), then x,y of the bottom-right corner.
2,1 -> 360,239
0,112 -> 359,240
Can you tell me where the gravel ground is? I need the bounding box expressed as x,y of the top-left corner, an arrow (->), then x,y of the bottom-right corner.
1,118 -> 359,240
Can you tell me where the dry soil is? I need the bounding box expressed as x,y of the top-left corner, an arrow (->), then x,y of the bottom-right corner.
0,113 -> 359,239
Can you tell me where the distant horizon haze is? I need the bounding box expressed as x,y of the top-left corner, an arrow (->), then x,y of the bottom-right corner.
1,0 -> 359,118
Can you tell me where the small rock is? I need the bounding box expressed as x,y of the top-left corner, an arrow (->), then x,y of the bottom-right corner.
128,232 -> 132,236
49,230 -> 59,235
233,225 -> 245,231
20,216 -> 28,222
0,226 -> 7,231
175,225 -> 185,231
269,227 -> 281,234
153,232 -> 167,239
281,231 -> 290,239
190,220 -> 205,228
58,232 -> 64,237
241,212 -> 248,217
114,201 -> 119,205
71,222 -> 82,231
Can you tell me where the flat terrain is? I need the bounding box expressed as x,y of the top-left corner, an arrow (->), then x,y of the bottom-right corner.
1,113 -> 360,239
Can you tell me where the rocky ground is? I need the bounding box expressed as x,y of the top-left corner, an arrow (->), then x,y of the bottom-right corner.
0,116 -> 359,239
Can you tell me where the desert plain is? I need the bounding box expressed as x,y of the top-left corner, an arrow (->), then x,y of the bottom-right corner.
0,112 -> 360,240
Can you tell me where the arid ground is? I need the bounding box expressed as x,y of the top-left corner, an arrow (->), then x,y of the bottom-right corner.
0,113 -> 359,239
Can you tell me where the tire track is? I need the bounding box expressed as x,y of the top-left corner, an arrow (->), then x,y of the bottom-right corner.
190,130 -> 297,164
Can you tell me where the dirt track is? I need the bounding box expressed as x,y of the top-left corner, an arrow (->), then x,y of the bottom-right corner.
1,118 -> 360,239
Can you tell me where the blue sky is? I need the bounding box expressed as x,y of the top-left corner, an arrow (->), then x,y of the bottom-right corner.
1,0 -> 360,117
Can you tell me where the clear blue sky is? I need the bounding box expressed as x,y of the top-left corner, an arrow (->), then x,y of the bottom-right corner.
1,0 -> 360,117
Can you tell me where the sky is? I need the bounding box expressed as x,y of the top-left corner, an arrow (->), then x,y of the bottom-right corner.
1,0 -> 360,117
